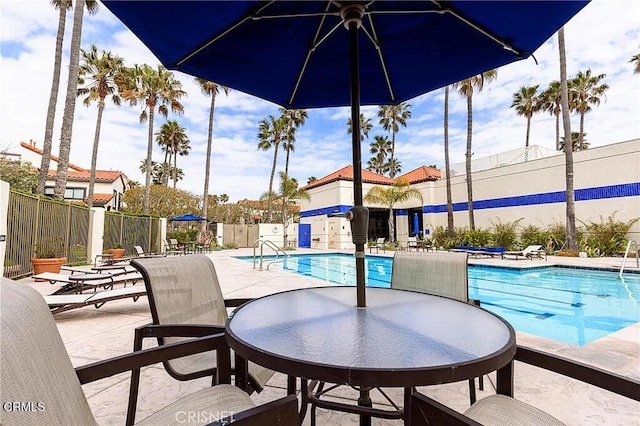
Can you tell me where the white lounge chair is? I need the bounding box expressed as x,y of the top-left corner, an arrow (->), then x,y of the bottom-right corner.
369,237 -> 385,253
502,245 -> 546,260
44,286 -> 147,314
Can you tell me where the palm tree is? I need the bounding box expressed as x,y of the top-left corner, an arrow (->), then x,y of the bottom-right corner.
279,108 -> 308,176
630,52 -> 640,74
384,157 -> 402,177
347,113 -> 373,143
120,64 -> 185,213
275,172 -> 310,247
569,69 -> 609,150
559,132 -> 589,152
364,178 -> 423,244
195,78 -> 229,230
37,0 -> 98,195
510,85 -> 540,151
377,103 -> 411,178
452,69 -> 497,230
443,86 -> 454,238
367,135 -> 391,174
155,121 -> 190,188
257,114 -> 288,222
558,27 -> 577,251
54,0 -> 98,198
77,45 -> 124,207
539,81 -> 563,150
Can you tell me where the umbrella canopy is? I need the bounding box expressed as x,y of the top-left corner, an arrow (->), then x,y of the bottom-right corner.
169,214 -> 208,222
104,1 -> 588,308
413,213 -> 419,236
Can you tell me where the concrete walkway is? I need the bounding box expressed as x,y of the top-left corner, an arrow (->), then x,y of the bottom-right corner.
20,249 -> 639,425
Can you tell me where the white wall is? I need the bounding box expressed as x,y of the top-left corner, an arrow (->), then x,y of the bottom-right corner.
301,139 -> 640,245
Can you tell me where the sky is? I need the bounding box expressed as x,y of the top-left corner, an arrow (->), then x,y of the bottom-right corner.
1,0 -> 639,203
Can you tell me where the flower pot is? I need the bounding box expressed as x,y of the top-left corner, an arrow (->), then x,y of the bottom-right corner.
107,248 -> 125,259
32,257 -> 66,279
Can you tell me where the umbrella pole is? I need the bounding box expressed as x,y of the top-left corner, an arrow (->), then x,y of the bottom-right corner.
348,13 -> 372,426
347,10 -> 366,311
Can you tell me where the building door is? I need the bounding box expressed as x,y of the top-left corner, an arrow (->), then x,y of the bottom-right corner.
298,223 -> 311,248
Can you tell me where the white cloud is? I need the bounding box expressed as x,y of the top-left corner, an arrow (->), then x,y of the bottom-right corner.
1,0 -> 638,202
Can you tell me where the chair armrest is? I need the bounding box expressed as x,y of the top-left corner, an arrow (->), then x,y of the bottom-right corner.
225,298 -> 254,308
211,395 -> 299,426
75,333 -> 231,385
135,323 -> 226,339
515,345 -> 640,401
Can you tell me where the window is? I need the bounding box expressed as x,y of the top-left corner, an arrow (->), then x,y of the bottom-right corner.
45,186 -> 85,200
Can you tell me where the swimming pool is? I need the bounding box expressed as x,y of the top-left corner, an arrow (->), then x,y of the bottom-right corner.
237,253 -> 640,346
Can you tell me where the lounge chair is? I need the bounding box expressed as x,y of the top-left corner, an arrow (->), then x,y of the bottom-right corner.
369,237 -> 385,253
44,285 -> 147,314
128,255 -> 276,425
502,244 -> 547,260
163,238 -> 183,255
134,245 -> 166,258
0,278 -> 298,426
33,270 -> 143,294
308,251 -> 479,423
452,246 -> 506,258
410,345 -> 640,426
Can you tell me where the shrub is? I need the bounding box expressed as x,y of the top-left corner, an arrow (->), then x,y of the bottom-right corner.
578,213 -> 640,256
557,249 -> 579,257
464,228 -> 492,247
490,218 -> 522,250
35,238 -> 65,258
520,225 -> 548,250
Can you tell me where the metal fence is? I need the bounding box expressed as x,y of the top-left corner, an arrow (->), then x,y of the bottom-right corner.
4,190 -> 90,278
103,212 -> 160,256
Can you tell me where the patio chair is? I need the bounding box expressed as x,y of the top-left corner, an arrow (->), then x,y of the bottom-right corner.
134,245 -> 166,258
369,237 -> 385,253
0,278 -> 298,426
502,245 -> 546,260
308,251 -> 478,423
128,255 -> 276,424
410,345 -> 640,426
162,238 -> 183,255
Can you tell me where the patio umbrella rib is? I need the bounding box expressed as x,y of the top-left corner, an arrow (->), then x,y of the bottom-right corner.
361,16 -> 395,103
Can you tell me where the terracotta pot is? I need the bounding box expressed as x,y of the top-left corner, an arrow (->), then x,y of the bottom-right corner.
32,257 -> 66,280
107,248 -> 125,259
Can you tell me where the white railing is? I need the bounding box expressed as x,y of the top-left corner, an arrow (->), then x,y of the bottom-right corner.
253,239 -> 287,271
619,240 -> 639,279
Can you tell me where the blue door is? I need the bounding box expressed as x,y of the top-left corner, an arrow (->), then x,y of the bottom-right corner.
298,223 -> 311,248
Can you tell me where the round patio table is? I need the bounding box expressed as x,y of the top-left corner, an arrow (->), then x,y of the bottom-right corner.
226,286 -> 516,424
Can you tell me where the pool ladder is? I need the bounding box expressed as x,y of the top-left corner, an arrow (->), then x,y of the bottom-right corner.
619,240 -> 639,279
253,239 -> 288,271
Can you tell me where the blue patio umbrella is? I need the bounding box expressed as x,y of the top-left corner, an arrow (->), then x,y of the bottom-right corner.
168,214 -> 208,222
103,1 -> 589,310
413,213 -> 419,236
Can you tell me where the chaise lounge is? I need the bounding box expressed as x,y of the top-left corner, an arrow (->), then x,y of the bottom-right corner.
501,245 -> 547,260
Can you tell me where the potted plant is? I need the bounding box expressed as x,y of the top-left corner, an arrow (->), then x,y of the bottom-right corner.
32,238 -> 66,276
107,243 -> 125,259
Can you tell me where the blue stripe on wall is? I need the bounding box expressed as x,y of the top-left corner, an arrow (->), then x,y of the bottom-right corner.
423,182 -> 640,214
300,183 -> 639,216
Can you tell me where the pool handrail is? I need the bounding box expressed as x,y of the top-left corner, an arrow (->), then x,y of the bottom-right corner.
619,240 -> 639,279
252,239 -> 287,271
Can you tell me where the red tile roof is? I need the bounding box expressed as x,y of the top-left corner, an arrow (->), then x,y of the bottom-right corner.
303,164 -> 441,190
91,193 -> 114,203
46,169 -> 123,183
397,165 -> 441,184
303,165 -> 394,190
20,141 -> 84,172
22,141 -> 124,183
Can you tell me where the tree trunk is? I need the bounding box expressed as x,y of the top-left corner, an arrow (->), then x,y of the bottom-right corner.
559,27 -> 577,250
266,143 -> 279,222
37,5 -> 67,195
162,148 -> 169,185
282,198 -> 288,247
465,92 -> 475,230
201,94 -> 216,233
444,86 -> 454,238
143,107 -> 155,213
389,117 -> 396,178
524,114 -> 531,161
54,0 -> 85,199
555,112 -> 560,151
388,207 -> 395,243
579,112 -> 585,150
173,145 -> 177,189
86,98 -> 104,208
285,148 -> 291,177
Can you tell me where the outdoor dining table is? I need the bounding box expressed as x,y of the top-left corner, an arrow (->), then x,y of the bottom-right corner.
225,286 -> 516,425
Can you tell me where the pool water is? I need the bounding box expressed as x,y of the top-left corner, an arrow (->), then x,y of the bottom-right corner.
238,253 -> 640,346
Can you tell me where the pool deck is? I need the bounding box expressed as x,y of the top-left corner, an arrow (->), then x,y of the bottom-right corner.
18,248 -> 640,425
